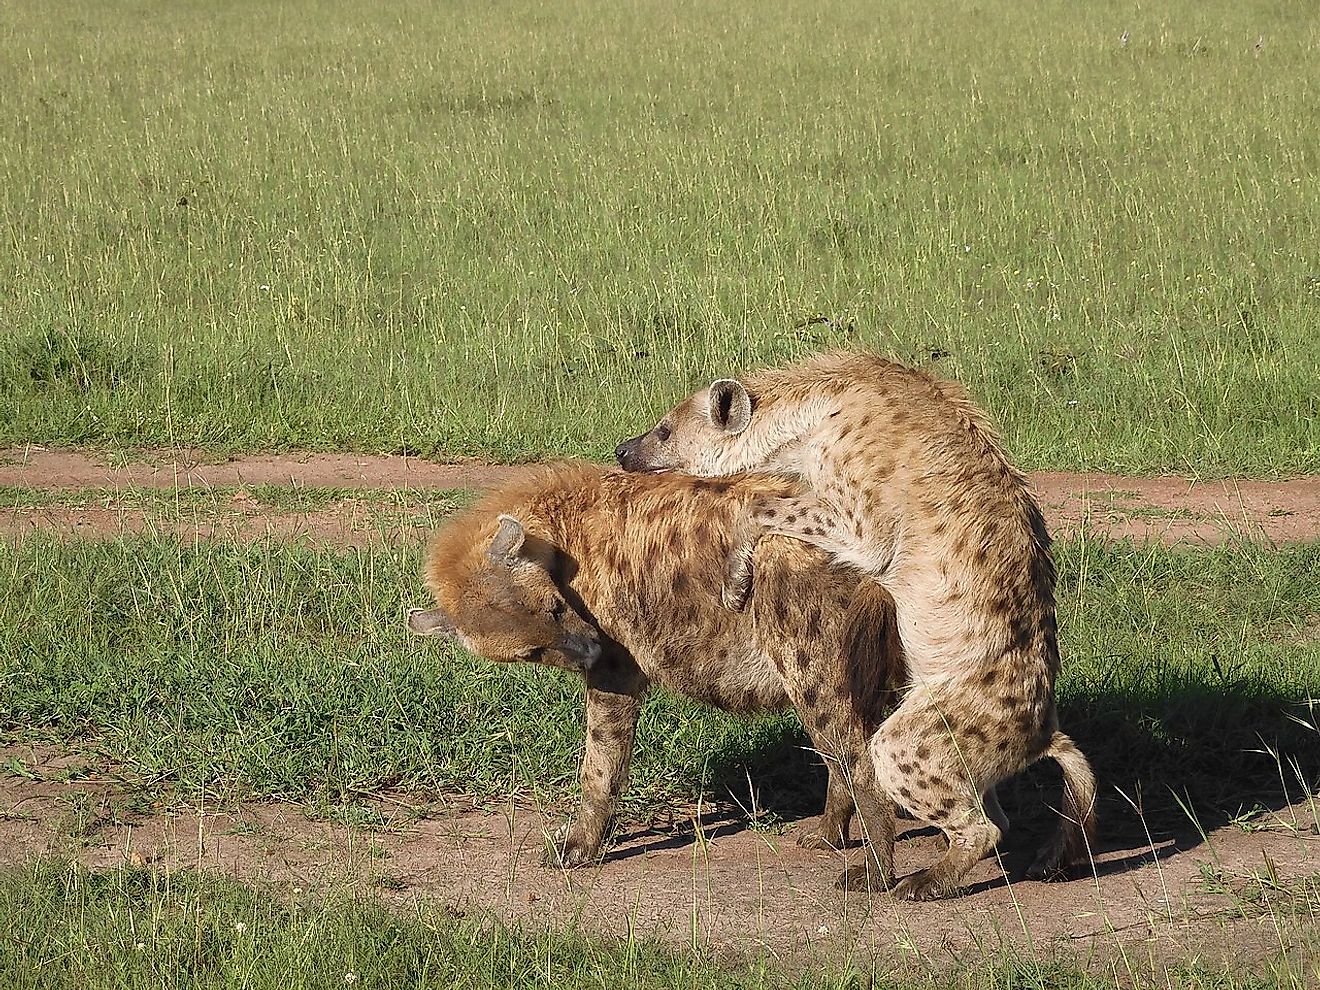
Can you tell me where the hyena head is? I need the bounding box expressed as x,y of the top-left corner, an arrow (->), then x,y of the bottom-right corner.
408,514 -> 601,672
615,378 -> 754,475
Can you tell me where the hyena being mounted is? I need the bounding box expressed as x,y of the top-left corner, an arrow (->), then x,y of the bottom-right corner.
615,350 -> 1097,899
408,463 -> 902,878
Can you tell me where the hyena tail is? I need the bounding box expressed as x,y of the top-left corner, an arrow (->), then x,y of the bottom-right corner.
842,582 -> 905,734
1026,730 -> 1098,881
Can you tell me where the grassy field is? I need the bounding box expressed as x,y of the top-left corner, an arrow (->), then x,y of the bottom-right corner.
2,532 -> 1316,838
1,0 -> 1317,474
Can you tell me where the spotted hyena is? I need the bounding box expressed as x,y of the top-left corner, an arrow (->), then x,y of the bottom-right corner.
614,350 -> 1097,899
408,463 -> 902,877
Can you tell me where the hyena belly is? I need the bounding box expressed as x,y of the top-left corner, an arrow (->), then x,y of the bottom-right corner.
614,592 -> 792,712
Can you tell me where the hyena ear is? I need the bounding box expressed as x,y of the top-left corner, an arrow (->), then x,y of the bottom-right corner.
407,607 -> 457,638
708,379 -> 752,434
487,514 -> 527,565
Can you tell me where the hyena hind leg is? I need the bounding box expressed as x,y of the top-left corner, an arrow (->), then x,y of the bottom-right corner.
721,495 -> 850,612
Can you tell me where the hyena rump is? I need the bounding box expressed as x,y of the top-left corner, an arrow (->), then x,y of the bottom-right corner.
615,350 -> 1097,899
408,463 -> 901,876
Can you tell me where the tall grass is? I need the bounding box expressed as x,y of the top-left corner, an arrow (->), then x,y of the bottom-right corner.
0,0 -> 1316,472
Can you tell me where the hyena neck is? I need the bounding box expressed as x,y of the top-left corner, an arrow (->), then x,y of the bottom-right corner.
724,394 -> 841,476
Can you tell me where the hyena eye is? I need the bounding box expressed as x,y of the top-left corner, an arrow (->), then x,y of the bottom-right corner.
655,424 -> 672,442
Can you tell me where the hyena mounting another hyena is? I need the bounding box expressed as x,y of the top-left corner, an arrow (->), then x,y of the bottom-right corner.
615,350 -> 1097,899
408,462 -> 903,877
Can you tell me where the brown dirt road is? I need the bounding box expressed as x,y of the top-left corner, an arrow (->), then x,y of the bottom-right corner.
1,447 -> 1318,544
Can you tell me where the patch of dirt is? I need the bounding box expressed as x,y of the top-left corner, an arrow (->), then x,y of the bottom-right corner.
1,447 -> 1317,545
0,446 -> 527,492
0,501 -> 436,548
2,744 -> 1317,971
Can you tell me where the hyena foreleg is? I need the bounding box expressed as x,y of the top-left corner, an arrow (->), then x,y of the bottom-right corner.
546,663 -> 647,868
723,495 -> 886,612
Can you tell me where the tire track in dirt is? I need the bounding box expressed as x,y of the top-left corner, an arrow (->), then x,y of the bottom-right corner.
1,447 -> 1317,544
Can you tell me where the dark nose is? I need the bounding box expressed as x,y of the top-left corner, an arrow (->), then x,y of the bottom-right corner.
614,441 -> 632,467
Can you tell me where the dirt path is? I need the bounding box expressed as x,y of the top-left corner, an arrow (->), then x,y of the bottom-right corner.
2,744 -> 1316,970
1,447 -> 1318,544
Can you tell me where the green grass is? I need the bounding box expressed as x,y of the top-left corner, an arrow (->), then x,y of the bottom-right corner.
1,860 -> 1314,990
1,534 -> 1317,839
0,0 -> 1317,473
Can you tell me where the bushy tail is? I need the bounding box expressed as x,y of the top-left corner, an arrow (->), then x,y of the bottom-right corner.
1027,731 -> 1098,880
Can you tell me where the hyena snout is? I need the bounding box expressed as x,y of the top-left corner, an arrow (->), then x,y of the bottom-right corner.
614,434 -> 647,471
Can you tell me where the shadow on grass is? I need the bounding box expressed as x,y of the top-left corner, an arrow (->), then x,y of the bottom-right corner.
671,683 -> 1320,884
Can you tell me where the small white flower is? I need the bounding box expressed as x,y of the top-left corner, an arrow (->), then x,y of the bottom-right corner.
344,974 -> 359,985
234,922 -> 247,934
816,924 -> 829,935
134,942 -> 146,951
259,284 -> 271,292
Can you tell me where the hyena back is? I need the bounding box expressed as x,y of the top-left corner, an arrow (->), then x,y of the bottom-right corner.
408,463 -> 902,879
615,351 -> 1097,898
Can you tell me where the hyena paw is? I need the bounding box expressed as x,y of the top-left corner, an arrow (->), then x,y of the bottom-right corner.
542,824 -> 599,869
893,869 -> 958,901
797,823 -> 846,851
834,864 -> 894,893
1025,844 -> 1074,882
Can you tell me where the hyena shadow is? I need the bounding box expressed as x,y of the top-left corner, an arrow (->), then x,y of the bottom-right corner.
676,682 -> 1319,886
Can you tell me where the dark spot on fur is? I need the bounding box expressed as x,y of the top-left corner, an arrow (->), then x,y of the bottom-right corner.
673,571 -> 690,593
589,728 -> 606,745
915,743 -> 930,761
965,724 -> 989,744
940,797 -> 957,811
898,786 -> 913,802
784,514 -> 798,525
979,667 -> 1000,688
996,738 -> 1011,753
796,649 -> 812,671
898,762 -> 914,775
803,685 -> 820,708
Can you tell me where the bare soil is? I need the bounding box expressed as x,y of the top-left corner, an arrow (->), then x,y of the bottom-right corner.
1,447 -> 1318,544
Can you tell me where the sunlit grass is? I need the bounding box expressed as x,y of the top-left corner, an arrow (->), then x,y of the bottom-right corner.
0,0 -> 1316,473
